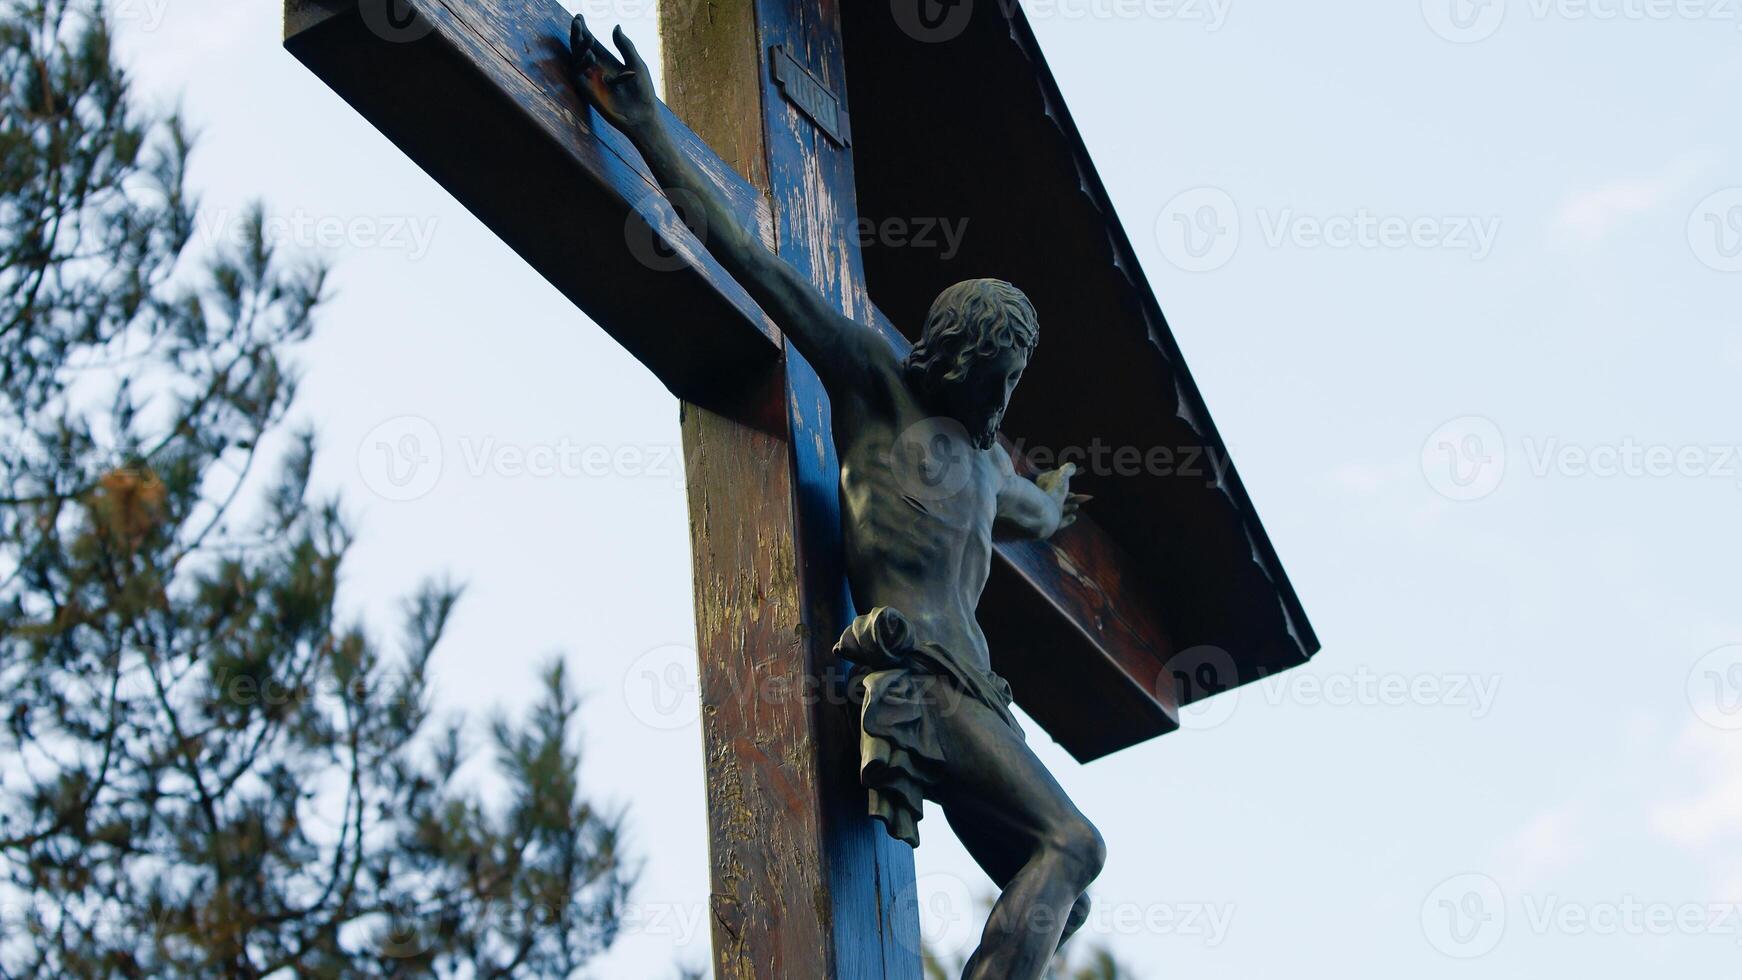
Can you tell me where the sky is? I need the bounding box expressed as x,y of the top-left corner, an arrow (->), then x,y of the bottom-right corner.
108,0 -> 1742,976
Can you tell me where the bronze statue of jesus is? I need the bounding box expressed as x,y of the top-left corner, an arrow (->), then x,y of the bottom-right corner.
572,20 -> 1103,978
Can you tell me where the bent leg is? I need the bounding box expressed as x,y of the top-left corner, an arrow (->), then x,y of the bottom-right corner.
930,695 -> 1105,980
942,806 -> 1090,952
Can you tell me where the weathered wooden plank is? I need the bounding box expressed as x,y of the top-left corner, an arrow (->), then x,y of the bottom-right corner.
283,0 -> 778,405
744,1 -> 923,975
679,373 -> 831,978
415,0 -> 775,245
663,3 -> 918,975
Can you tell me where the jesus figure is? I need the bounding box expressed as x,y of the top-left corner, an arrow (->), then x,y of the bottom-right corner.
572,20 -> 1104,978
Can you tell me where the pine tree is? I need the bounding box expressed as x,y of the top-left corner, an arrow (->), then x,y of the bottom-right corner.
924,944 -> 1139,980
922,917 -> 1140,978
0,2 -> 631,975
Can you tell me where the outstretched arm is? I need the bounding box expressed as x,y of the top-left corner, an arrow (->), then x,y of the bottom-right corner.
993,449 -> 1090,540
570,18 -> 890,391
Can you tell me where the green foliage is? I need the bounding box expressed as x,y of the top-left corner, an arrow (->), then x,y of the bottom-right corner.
1057,947 -> 1135,980
922,913 -> 1141,980
0,2 -> 631,975
925,943 -> 1141,980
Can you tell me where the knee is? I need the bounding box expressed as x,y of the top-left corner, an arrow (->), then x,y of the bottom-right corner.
1064,894 -> 1092,937
1045,817 -> 1106,888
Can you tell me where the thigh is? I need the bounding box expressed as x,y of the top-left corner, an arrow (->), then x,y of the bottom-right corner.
928,692 -> 1088,870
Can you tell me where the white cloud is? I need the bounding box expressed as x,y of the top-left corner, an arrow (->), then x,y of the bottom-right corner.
1556,179 -> 1673,242
1326,458 -> 1412,498
1722,339 -> 1742,371
1497,804 -> 1589,888
114,0 -> 262,90
1651,722 -> 1742,851
1551,154 -> 1713,245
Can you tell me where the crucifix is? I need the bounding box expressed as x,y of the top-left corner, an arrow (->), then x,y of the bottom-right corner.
286,1 -> 1318,977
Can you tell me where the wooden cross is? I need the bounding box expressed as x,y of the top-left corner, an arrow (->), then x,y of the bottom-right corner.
286,1 -> 1318,975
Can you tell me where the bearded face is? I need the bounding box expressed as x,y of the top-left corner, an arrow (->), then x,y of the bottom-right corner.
944,344 -> 1028,450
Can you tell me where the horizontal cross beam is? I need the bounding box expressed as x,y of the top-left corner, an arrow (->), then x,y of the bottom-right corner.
285,0 -> 778,402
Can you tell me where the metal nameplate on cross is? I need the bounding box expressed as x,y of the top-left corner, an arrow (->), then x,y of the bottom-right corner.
286,1 -> 1318,976
770,45 -> 852,147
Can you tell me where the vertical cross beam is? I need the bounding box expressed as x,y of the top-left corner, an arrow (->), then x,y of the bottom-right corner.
662,2 -> 921,977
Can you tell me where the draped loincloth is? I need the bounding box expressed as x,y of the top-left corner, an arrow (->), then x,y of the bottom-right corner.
835,606 -> 1023,848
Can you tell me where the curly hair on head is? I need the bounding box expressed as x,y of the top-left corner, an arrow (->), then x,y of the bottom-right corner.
902,279 -> 1039,392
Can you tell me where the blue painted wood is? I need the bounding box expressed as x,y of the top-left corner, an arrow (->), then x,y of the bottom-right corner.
748,1 -> 924,975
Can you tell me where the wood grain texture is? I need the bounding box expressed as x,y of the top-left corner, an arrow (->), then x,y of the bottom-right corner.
679,372 -> 831,979
283,0 -> 778,406
664,2 -> 918,976
744,1 -> 924,975
659,1 -> 769,193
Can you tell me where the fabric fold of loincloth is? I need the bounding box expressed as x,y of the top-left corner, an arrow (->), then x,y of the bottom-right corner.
835,606 -> 1023,848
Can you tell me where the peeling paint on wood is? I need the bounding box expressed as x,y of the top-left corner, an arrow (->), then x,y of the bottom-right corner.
669,1 -> 922,975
